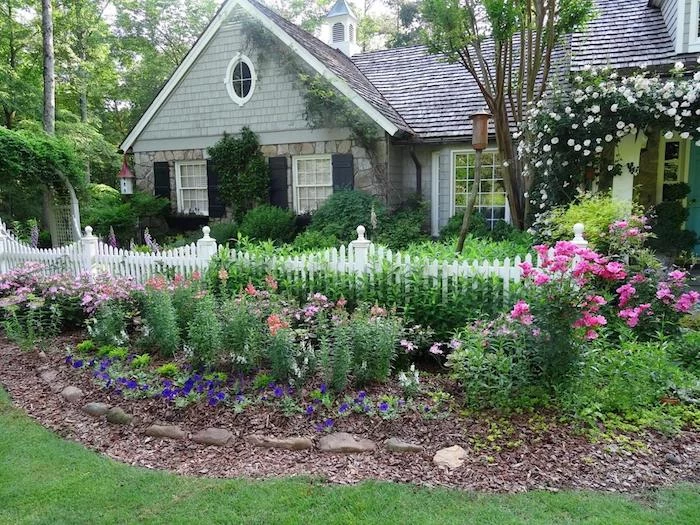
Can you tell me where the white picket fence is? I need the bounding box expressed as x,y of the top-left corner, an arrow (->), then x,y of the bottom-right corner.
0,219 -> 589,290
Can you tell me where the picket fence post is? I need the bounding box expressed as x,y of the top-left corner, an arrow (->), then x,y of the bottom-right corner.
80,226 -> 98,274
348,225 -> 372,273
196,226 -> 218,270
571,223 -> 588,248
0,222 -> 8,274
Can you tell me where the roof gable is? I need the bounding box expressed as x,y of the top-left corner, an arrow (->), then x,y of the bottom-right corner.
120,0 -> 410,152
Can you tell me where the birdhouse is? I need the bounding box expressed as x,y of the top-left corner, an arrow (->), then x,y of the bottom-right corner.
470,109 -> 492,151
118,157 -> 135,195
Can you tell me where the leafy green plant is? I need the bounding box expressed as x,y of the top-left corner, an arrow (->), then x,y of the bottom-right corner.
87,303 -> 128,347
375,204 -> 428,250
348,308 -> 402,386
140,289 -> 180,357
131,354 -> 151,370
309,190 -> 385,243
267,329 -> 299,384
187,294 -> 223,369
650,183 -> 697,257
155,362 -> 179,378
318,324 -> 353,393
239,205 -> 296,244
207,128 -> 269,220
107,347 -> 128,360
209,221 -> 238,246
1,300 -> 62,352
252,372 -> 274,390
669,330 -> 700,374
76,340 -> 96,354
291,230 -> 339,252
220,296 -> 267,372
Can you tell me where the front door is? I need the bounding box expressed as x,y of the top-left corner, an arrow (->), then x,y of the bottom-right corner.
689,144 -> 700,255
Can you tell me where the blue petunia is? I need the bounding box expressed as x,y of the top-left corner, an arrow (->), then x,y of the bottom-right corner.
305,405 -> 314,415
378,401 -> 389,412
338,403 -> 349,414
72,360 -> 83,368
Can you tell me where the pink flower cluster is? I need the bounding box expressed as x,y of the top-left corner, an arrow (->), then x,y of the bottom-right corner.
509,300 -> 533,325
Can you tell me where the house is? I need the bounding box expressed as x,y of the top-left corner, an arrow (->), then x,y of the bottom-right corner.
119,0 -> 700,253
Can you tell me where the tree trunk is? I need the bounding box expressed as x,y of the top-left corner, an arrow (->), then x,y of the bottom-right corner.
42,0 -> 55,135
456,149 -> 483,253
492,109 -> 524,230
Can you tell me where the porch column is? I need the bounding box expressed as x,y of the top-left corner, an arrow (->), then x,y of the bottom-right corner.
612,132 -> 647,202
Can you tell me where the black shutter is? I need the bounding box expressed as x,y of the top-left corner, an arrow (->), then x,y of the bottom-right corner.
207,160 -> 225,218
153,162 -> 170,199
332,153 -> 354,191
269,156 -> 288,209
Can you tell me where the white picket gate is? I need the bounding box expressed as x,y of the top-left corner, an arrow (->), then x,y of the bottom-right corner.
0,219 -> 588,289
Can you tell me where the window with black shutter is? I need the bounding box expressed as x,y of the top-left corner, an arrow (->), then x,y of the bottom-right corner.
153,162 -> 171,199
207,160 -> 225,218
331,153 -> 354,191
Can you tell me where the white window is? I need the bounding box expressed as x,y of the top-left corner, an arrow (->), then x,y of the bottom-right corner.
293,155 -> 333,213
451,150 -> 508,229
332,22 -> 345,43
175,161 -> 209,216
690,0 -> 700,51
224,53 -> 256,106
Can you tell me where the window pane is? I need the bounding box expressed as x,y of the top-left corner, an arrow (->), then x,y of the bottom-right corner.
295,157 -> 332,212
453,151 -> 506,229
664,140 -> 680,182
178,163 -> 209,215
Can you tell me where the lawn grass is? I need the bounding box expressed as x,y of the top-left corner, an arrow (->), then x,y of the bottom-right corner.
0,387 -> 698,525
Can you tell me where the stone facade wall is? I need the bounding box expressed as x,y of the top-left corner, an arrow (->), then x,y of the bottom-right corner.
133,137 -> 389,216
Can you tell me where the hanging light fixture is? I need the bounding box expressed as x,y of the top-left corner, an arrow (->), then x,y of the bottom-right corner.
118,156 -> 135,195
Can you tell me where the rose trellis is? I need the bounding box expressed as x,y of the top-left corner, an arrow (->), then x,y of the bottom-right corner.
519,60 -> 700,213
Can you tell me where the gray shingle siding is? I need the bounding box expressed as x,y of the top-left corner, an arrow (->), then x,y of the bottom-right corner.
661,0 -> 679,45
134,7 -> 311,151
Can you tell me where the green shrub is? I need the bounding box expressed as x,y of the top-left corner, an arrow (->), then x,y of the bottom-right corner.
131,354 -> 151,369
669,331 -> 700,374
107,346 -> 128,360
533,192 -> 637,250
317,322 -> 353,393
439,212 -> 488,240
267,329 -> 298,383
220,297 -> 267,372
76,340 -> 96,354
309,190 -> 385,243
187,294 -> 223,368
239,205 -> 296,243
140,289 -> 179,357
375,205 -> 428,250
171,282 -> 201,339
291,230 -> 339,252
348,309 -> 402,386
650,184 -> 697,256
1,301 -> 62,352
155,362 -> 179,378
87,303 -> 128,347
209,221 -> 238,245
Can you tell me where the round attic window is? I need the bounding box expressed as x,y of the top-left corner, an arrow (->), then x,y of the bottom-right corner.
225,53 -> 256,106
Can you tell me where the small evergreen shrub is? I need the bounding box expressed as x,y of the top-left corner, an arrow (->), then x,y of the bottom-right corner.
309,190 -> 386,243
239,205 -> 296,243
131,354 -> 151,369
439,211 -> 489,240
187,294 -> 223,368
140,289 -> 180,357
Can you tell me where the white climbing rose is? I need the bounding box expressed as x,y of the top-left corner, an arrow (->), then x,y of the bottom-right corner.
664,131 -> 674,139
605,134 -> 613,142
567,139 -> 575,146
610,103 -> 618,112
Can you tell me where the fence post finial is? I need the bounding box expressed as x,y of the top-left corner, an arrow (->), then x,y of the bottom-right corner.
571,223 -> 588,248
81,225 -> 98,275
349,224 -> 372,272
197,225 -> 218,269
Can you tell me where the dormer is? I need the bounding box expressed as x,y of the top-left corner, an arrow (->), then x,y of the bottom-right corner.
652,0 -> 700,53
321,0 -> 361,56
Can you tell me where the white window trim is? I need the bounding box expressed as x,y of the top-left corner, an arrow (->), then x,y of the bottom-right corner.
224,52 -> 256,106
175,160 -> 209,216
292,154 -> 333,213
449,149 -> 510,224
690,0 -> 700,52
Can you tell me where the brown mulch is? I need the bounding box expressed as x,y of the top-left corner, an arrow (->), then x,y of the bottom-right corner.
0,335 -> 698,494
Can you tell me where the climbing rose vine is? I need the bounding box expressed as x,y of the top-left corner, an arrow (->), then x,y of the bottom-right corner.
520,60 -> 700,212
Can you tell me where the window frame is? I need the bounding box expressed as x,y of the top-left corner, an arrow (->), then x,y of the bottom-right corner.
292,154 -> 333,213
332,22 -> 345,43
449,148 -> 510,227
690,0 -> 700,52
175,160 -> 209,216
224,53 -> 256,106
656,133 -> 690,204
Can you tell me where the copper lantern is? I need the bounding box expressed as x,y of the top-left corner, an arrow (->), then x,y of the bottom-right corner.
470,109 -> 491,151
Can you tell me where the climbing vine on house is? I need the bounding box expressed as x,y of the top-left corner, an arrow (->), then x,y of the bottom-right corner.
521,62 -> 700,213
240,18 -> 379,152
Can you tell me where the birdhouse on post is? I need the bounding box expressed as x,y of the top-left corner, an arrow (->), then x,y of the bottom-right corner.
118,157 -> 135,195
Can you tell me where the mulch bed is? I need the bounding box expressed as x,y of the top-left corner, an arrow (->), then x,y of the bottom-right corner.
1,335 -> 698,493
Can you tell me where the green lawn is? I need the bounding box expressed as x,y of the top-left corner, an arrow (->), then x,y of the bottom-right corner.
0,387 -> 698,525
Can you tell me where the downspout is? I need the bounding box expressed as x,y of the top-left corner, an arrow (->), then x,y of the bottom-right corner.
410,147 -> 422,196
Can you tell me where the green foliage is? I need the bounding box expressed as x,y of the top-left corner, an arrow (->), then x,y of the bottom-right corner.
155,362 -> 179,378
209,221 -> 238,246
131,354 -> 151,370
650,184 -> 697,256
267,329 -> 297,383
533,193 -> 636,250
220,297 -> 267,373
171,281 -> 201,339
140,289 -> 179,357
348,310 -> 402,386
239,205 -> 296,244
207,128 -> 269,220
291,230 -> 339,252
298,74 -> 378,152
318,325 -> 353,393
1,301 -> 62,352
440,212 -> 489,240
86,303 -> 128,347
107,346 -> 128,360
309,190 -> 385,243
75,340 -> 96,354
669,331 -> 700,374
375,205 -> 428,250
252,372 -> 275,390
186,294 -> 223,368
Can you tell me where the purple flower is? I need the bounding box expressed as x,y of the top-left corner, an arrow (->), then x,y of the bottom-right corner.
65,356 -> 73,365
125,380 -> 138,390
305,405 -> 314,415
379,401 -> 389,412
273,386 -> 284,398
235,394 -> 245,403
107,226 -> 118,249
319,384 -> 327,394
323,418 -> 334,428
72,360 -> 84,368
216,392 -> 225,401
208,397 -> 218,407
338,403 -> 349,414
357,391 -> 366,401
423,405 -> 431,413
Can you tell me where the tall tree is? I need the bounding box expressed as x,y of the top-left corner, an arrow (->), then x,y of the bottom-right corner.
41,0 -> 55,134
386,0 -> 422,48
421,0 -> 594,228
